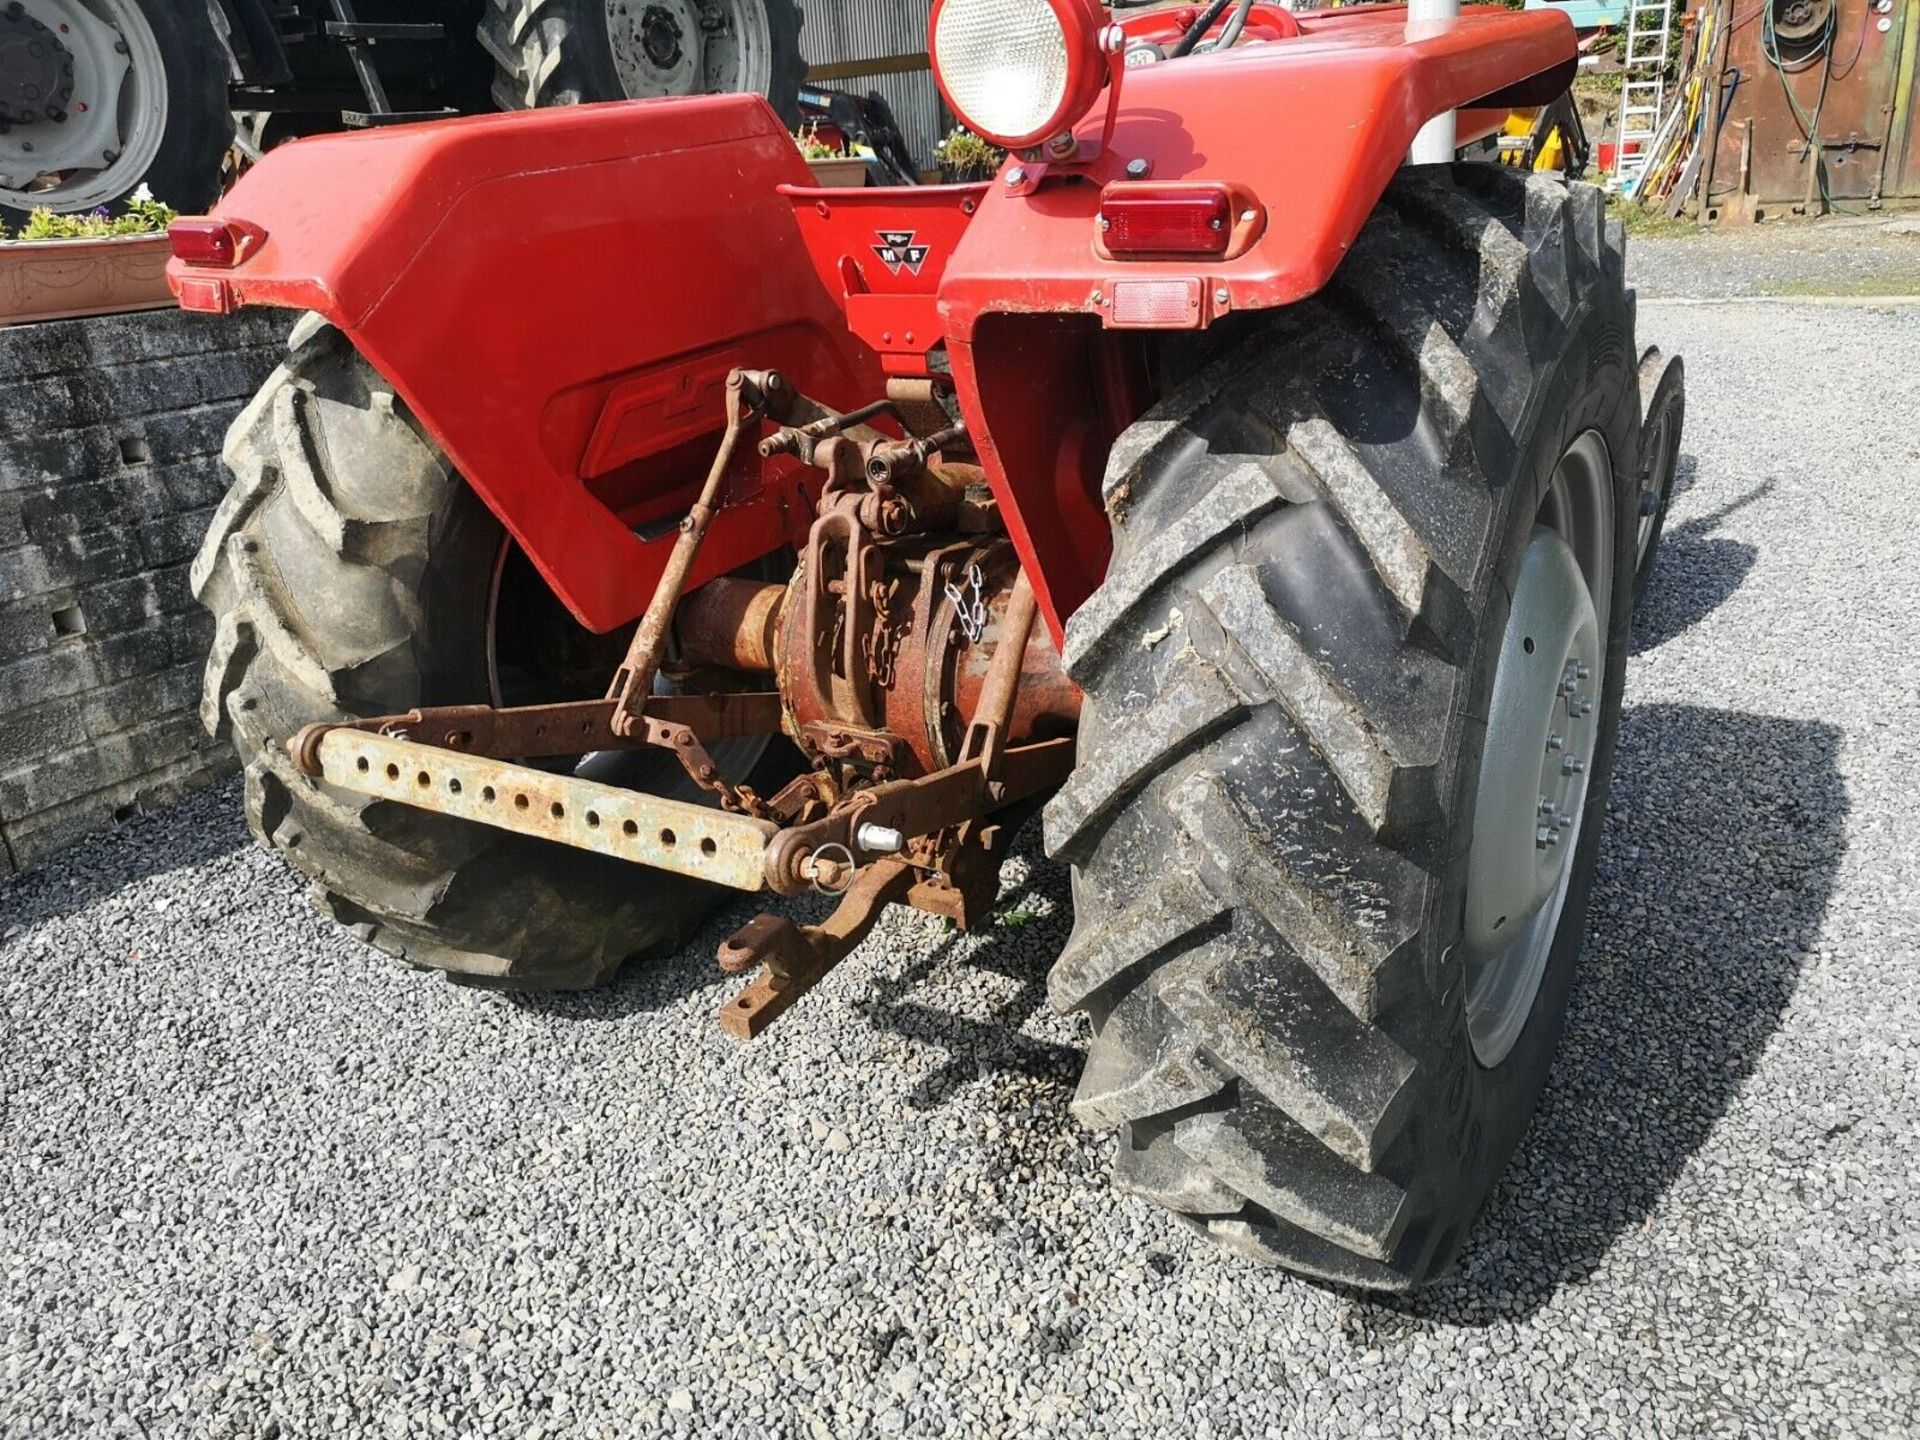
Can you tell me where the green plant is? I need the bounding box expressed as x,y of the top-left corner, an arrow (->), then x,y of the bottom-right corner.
793,124 -> 840,160
935,128 -> 1004,181
9,186 -> 177,242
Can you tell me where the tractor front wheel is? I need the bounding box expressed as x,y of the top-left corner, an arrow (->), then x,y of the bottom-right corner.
1045,166 -> 1642,1289
193,318 -> 748,990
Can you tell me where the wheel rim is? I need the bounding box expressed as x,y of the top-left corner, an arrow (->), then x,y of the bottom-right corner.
1636,402 -> 1678,568
605,0 -> 774,100
0,0 -> 168,212
1462,431 -> 1614,1068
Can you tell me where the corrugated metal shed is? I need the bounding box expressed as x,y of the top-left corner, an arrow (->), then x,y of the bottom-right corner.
801,0 -> 948,170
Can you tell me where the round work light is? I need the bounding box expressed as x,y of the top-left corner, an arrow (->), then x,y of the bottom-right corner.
929,0 -> 1109,153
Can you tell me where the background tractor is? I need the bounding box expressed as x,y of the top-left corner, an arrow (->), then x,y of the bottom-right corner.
0,0 -> 804,226
169,0 -> 1684,1290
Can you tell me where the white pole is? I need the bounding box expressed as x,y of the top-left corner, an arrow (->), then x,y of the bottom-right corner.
1407,0 -> 1461,164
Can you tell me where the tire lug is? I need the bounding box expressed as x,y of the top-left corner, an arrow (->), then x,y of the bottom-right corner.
1536,825 -> 1559,849
1546,731 -> 1564,753
1562,757 -> 1587,776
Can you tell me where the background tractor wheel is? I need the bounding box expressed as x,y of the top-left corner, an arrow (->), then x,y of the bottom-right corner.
480,0 -> 803,123
1633,348 -> 1686,606
0,0 -> 231,227
1045,166 -> 1642,1290
194,317 -> 780,990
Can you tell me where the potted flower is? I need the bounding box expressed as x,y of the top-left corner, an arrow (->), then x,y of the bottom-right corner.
935,129 -> 1005,185
0,186 -> 178,326
795,125 -> 870,190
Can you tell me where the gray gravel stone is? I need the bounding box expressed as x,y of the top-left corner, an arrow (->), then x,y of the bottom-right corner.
2,292 -> 1917,1436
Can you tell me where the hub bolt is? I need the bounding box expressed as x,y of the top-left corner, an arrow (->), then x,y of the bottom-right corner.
1536,825 -> 1560,849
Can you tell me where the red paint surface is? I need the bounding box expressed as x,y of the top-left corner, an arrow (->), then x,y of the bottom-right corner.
170,97 -> 881,634
173,7 -> 1574,643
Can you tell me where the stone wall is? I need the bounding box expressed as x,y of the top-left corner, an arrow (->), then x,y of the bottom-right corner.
0,306 -> 289,874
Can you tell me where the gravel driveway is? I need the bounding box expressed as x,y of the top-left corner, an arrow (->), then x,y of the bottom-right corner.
4,293 -> 1918,1437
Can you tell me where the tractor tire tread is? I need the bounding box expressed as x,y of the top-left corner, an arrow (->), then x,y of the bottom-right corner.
1046,168 -> 1636,1289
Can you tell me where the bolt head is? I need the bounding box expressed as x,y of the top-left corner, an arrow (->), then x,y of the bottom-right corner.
1546,732 -> 1564,752
1213,287 -> 1231,305
1126,157 -> 1150,179
1536,826 -> 1560,849
1562,757 -> 1587,776
1006,167 -> 1027,187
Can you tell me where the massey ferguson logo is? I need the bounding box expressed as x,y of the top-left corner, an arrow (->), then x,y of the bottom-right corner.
873,230 -> 932,276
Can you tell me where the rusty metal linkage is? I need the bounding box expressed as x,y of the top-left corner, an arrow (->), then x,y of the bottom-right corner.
282,368 -> 1082,1041
606,369 -> 786,739
716,859 -> 917,1039
305,727 -> 777,890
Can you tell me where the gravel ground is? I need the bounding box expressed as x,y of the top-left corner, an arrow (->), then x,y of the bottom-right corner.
1630,215 -> 1920,299
4,296 -> 1919,1437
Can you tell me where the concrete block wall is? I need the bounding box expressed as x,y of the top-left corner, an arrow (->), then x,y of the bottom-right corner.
0,306 -> 290,875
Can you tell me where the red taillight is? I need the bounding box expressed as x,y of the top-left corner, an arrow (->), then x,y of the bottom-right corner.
168,217 -> 257,268
1099,185 -> 1234,258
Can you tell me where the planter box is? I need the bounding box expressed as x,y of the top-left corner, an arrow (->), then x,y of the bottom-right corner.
805,156 -> 871,189
0,233 -> 174,327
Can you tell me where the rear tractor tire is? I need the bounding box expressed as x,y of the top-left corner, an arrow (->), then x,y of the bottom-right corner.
193,318 -> 737,990
1045,166 -> 1643,1290
479,0 -> 804,124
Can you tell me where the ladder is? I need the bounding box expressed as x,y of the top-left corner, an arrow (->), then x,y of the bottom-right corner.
1613,0 -> 1674,189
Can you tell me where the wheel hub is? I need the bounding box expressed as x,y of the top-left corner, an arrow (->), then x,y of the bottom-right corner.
606,0 -> 771,99
639,4 -> 685,69
1462,433 -> 1613,1068
0,6 -> 74,125
0,0 -> 155,209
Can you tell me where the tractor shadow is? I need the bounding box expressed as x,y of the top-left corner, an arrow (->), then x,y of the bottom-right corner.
1352,701 -> 1847,1330
849,831 -> 1082,1112
1631,468 -> 1767,656
510,820 -> 1082,1097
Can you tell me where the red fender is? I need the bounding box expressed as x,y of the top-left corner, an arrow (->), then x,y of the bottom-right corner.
169,97 -> 881,635
939,5 -> 1580,640
780,6 -> 1577,643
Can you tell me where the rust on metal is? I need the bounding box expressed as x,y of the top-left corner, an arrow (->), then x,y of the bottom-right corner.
674,579 -> 787,673
717,859 -> 917,1038
607,369 -> 786,737
306,728 -> 777,890
286,692 -> 785,777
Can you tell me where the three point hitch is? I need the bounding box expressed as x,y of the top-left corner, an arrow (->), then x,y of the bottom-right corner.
289,369 -> 1078,1037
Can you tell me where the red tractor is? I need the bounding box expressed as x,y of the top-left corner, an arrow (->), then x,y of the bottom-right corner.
169,0 -> 1686,1291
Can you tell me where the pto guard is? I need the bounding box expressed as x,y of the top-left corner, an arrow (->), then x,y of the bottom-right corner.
167,96 -> 883,636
